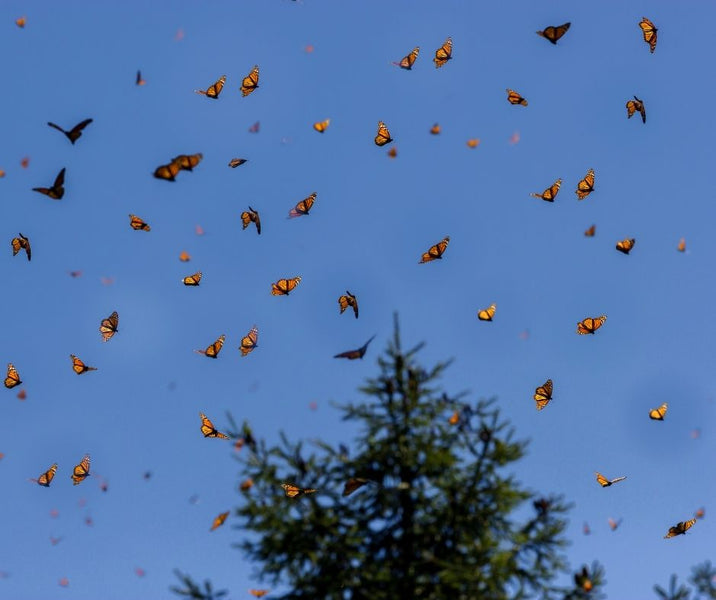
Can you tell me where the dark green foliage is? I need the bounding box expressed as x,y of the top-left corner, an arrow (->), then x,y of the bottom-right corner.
655,574 -> 691,600
690,561 -> 716,599
170,569 -> 228,600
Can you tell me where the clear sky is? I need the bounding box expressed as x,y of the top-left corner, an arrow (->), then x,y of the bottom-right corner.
1,1 -> 714,598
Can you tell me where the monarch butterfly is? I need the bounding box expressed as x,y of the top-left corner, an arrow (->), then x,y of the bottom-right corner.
70,354 -> 97,375
433,37 -> 452,68
210,511 -> 229,531
228,157 -> 247,168
129,214 -> 151,231
195,335 -> 225,358
11,233 -> 31,261
342,477 -> 369,497
288,192 -> 316,218
33,463 -> 58,487
626,96 -> 646,124
5,364 -> 22,389
466,138 -> 480,148
241,206 -> 261,234
179,251 -> 191,262
239,325 -> 258,356
374,121 -> 393,146
338,291 -> 359,319
240,65 -> 259,96
182,272 -> 202,286
199,412 -> 229,439
664,518 -> 696,539
47,119 -> 93,145
281,483 -> 317,498
584,224 -> 596,237
576,315 -> 606,335
639,17 -> 658,53
595,472 -> 627,487
387,147 -> 398,158
313,119 -> 330,133
536,22 -> 571,44
99,311 -> 119,342
195,75 -> 226,99
533,379 -> 553,411
15,16 -> 26,28
615,238 -> 636,254
419,236 -> 450,263
477,303 -> 496,321
32,167 -> 66,199
608,517 -> 622,531
448,410 -> 460,425
334,335 -> 376,360
153,161 -> 181,181
240,478 -> 254,492
506,89 -> 528,106
271,277 -> 301,296
248,121 -> 260,133
71,455 -> 91,485
397,46 -> 419,69
677,238 -> 686,252
575,168 -> 595,200
695,507 -> 705,519
649,402 -> 668,421
172,153 -> 203,171
531,179 -> 561,202
136,70 -> 146,86
248,590 -> 270,598
430,123 -> 441,135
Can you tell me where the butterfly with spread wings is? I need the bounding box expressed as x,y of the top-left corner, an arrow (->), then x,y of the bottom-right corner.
271,277 -> 301,296
334,335 -> 376,360
288,193 -> 316,218
172,154 -> 203,171
71,455 -> 91,485
649,402 -> 668,421
576,169 -> 595,200
249,590 -> 270,598
239,326 -> 258,357
430,123 -> 441,135
200,412 -> 229,439
313,119 -> 330,133
531,179 -> 561,202
584,224 -> 596,237
639,17 -> 658,53
419,236 -> 450,263
99,311 -> 119,342
210,511 -> 229,531
182,272 -> 202,286
477,303 -> 496,321
228,158 -> 247,168
626,96 -> 646,124
241,206 -> 261,234
433,37 -> 452,68
616,238 -> 636,254
533,379 -> 553,411
374,121 -> 393,146
11,233 -> 31,261
195,335 -> 225,358
396,46 -> 419,69
282,483 -> 317,498
32,463 -> 58,487
129,214 -> 151,231
595,472 -> 627,487
32,167 -> 65,199
153,160 -> 181,181
241,65 -> 260,96
536,22 -> 570,44
608,517 -> 622,532
70,355 -> 97,375
576,315 -> 606,335
506,89 -> 528,106
195,75 -> 226,99
338,291 -> 359,319
47,119 -> 93,144
664,518 -> 696,539
4,363 -> 22,389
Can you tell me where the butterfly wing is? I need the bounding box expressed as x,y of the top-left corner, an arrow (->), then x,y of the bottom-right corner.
533,379 -> 553,410
129,214 -> 150,231
419,236 -> 450,263
576,169 -> 595,200
595,472 -> 610,487
37,463 -> 58,487
241,66 -> 259,97
71,455 -> 91,485
506,89 -> 528,106
67,119 -> 93,143
584,225 -> 596,237
374,121 -> 393,146
342,477 -> 369,497
4,363 -> 22,388
399,47 -> 419,69
477,303 -> 496,321
182,272 -> 202,286
70,354 -> 97,375
210,511 -> 229,531
99,311 -> 119,342
240,326 -> 259,356
576,315 -> 606,335
200,412 -> 229,439
433,37 -> 452,68
649,402 -> 668,420
639,17 -> 657,53
536,22 -> 570,44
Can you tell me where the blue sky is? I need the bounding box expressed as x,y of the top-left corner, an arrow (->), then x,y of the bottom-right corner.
2,1 -> 715,598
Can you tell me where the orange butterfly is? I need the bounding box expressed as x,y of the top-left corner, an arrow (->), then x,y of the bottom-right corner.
575,169 -> 595,200
313,119 -> 330,133
397,46 -> 419,69
70,355 -> 97,375
338,291 -> 359,319
664,518 -> 696,539
99,311 -> 119,342
608,517 -> 622,531
533,379 -> 553,411
288,193 -> 316,218
595,472 -> 627,487
419,236 -> 450,263
430,123 -> 441,135
433,37 -> 452,68
15,16 -> 26,28
342,477 -> 369,497
677,238 -> 686,252
639,17 -> 658,53
536,22 -> 570,44
282,483 -> 317,498
616,238 -> 636,254
32,167 -> 66,199
195,75 -> 226,99
129,214 -> 150,231
334,335 -> 376,360
506,89 -> 528,106
71,455 -> 91,485
466,138 -> 480,149
210,511 -> 229,531
32,463 -> 58,487
626,96 -> 646,124
576,315 -> 606,335
241,206 -> 261,234
153,161 -> 181,181
182,272 -> 202,286
477,303 -> 496,321
248,590 -> 270,598
239,326 -> 258,357
584,224 -> 596,237
228,158 -> 247,168
649,402 -> 668,421
531,179 -> 561,202
387,147 -> 398,158
241,65 -> 260,97
5,363 -> 22,389
695,507 -> 705,519
374,121 -> 393,146
448,410 -> 460,425
195,335 -> 225,358
248,121 -> 260,133
271,277 -> 301,296
179,251 -> 191,262
199,412 -> 229,439
240,478 -> 254,492
172,153 -> 203,171
11,233 -> 31,261
48,119 -> 93,145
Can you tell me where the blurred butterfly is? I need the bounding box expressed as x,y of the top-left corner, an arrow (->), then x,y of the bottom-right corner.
695,507 -> 705,519
17,389 -> 26,400
477,303 -> 496,321
419,236 -> 450,263
50,536 -> 64,546
241,206 -> 261,234
533,379 -> 553,411
195,224 -> 205,236
664,518 -> 696,539
313,119 -> 330,133
228,158 -> 247,168
47,119 -> 93,145
182,272 -> 202,286
281,483 -> 317,498
200,412 -> 229,439
448,410 -> 460,425
396,46 -> 419,69
575,168 -> 595,200
71,455 -> 91,485
615,238 -> 636,254
466,139 -> 480,148
11,233 -> 31,261
595,472 -> 627,487
288,192 -> 316,218
248,121 -> 260,133
99,311 -> 119,342
342,477 -> 369,497
271,276 -> 301,296
576,315 -> 606,335
4,363 -> 22,389
31,463 -> 58,487
536,22 -> 570,44
32,167 -> 65,199
134,568 -> 146,577
509,131 -> 521,145
179,251 -> 191,262
608,517 -> 622,531
15,16 -> 26,28
240,478 -> 254,492
334,335 -> 376,360
129,214 -> 150,231
430,123 -> 441,135
649,402 -> 668,421
195,335 -> 225,358
153,161 -> 181,181
338,291 -> 359,319
239,326 -> 258,357
677,238 -> 686,252
531,178 -> 561,202
583,522 -> 591,535
374,121 -> 393,146
210,511 -> 229,531
174,28 -> 184,41
241,65 -> 260,96
136,70 -> 146,86
0,169 -> 4,177
639,17 -> 658,53
195,75 -> 226,99
20,156 -> 30,168
172,153 -> 203,171
626,96 -> 646,123
433,37 -> 452,68
506,89 -> 528,106
584,224 -> 596,237
387,147 -> 398,158
249,590 -> 270,598
58,578 -> 69,587
70,354 -> 97,375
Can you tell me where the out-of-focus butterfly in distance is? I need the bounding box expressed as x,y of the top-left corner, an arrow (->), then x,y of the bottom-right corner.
313,119 -> 330,133
179,251 -> 191,262
576,315 -> 606,335
477,303 -> 496,321
288,192 -> 316,218
626,96 -> 646,123
47,119 -> 93,144
0,169 -> 5,178
608,517 -> 622,531
68,270 -> 83,278
32,167 -> 65,199
182,272 -> 202,286
228,158 -> 247,168
374,121 -> 393,146
70,355 -> 97,375
387,147 -> 398,158
15,16 -> 26,28
4,363 -> 22,389
173,153 -> 203,172
575,168 -> 595,200
195,335 -> 225,358
31,463 -> 58,487
134,567 -> 146,578
100,276 -> 115,286
509,131 -> 520,145
690,428 -> 701,440
677,238 -> 686,252
533,379 -> 553,411
11,233 -> 31,261
430,123 -> 441,135
99,311 -> 119,342
241,206 -> 261,234
595,472 -> 627,487
448,410 -> 460,425
239,325 -> 258,357
240,478 -> 254,492
136,70 -> 146,86
248,121 -> 260,133
639,17 -> 658,53
419,236 -> 450,263
343,477 -> 369,497
338,291 -> 359,319
695,507 -> 705,519
583,522 -> 591,535
282,483 -> 317,498
199,412 -> 229,439
195,224 -> 205,236
129,214 -> 150,231
153,160 -> 180,181
395,46 -> 419,69
271,276 -> 301,296
210,511 -> 229,531
20,156 -> 30,168
664,518 -> 696,539
334,335 -> 376,360
536,22 -> 570,44
649,402 -> 668,421
584,224 -> 596,237
433,37 -> 452,68
174,28 -> 184,41
50,536 -> 64,546
615,238 -> 636,254
531,178 -> 561,202
305,43 -> 315,53
17,389 -> 26,400
249,590 -> 270,598
58,578 -> 70,587
241,65 -> 260,96
466,138 -> 480,148
195,75 -> 226,98
506,89 -> 528,106
71,455 -> 91,485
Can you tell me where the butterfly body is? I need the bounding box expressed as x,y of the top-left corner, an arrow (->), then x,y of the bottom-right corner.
33,167 -> 65,199
47,119 -> 93,144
